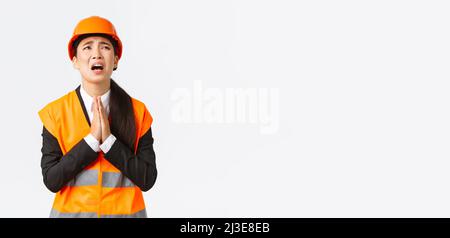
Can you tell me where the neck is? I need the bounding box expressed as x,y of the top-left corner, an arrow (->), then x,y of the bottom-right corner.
82,79 -> 111,97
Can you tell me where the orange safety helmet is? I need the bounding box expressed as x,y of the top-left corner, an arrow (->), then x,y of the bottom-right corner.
68,16 -> 123,60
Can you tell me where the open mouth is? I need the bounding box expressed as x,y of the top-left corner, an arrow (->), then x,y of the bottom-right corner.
91,64 -> 104,72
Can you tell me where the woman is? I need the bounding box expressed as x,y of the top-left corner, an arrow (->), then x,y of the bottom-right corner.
38,16 -> 157,218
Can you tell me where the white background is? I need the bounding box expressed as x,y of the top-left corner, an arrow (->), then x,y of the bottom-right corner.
0,0 -> 449,217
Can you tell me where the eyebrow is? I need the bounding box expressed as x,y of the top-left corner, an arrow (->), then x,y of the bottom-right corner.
82,41 -> 113,47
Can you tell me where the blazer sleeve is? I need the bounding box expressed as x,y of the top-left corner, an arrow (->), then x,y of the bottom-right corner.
104,128 -> 157,192
40,126 -> 98,193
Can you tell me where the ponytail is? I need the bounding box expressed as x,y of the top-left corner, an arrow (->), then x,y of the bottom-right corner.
109,79 -> 136,151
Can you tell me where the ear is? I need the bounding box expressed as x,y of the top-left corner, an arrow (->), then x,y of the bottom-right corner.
113,55 -> 119,71
72,56 -> 80,70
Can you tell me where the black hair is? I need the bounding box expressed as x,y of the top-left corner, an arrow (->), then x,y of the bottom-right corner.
110,79 -> 136,151
72,33 -> 119,70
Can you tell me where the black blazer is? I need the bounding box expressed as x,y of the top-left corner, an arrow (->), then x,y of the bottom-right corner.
40,86 -> 157,193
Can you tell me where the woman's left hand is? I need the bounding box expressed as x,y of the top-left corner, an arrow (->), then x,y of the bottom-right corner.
97,97 -> 111,143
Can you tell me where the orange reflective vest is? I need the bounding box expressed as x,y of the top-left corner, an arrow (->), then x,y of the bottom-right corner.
38,89 -> 152,218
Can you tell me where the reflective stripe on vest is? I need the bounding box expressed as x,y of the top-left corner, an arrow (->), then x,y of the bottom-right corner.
102,172 -> 135,188
66,169 -> 98,187
50,209 -> 147,218
100,209 -> 147,218
65,170 -> 135,188
50,209 -> 97,218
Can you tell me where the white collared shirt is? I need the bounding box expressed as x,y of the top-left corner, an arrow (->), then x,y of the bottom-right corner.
81,84 -> 116,153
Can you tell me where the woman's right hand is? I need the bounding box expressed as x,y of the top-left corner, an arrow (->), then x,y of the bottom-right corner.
90,96 -> 102,142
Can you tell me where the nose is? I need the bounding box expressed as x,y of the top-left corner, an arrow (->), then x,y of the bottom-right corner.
91,45 -> 103,59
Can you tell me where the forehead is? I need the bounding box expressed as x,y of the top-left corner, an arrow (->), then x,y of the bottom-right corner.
78,36 -> 112,46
